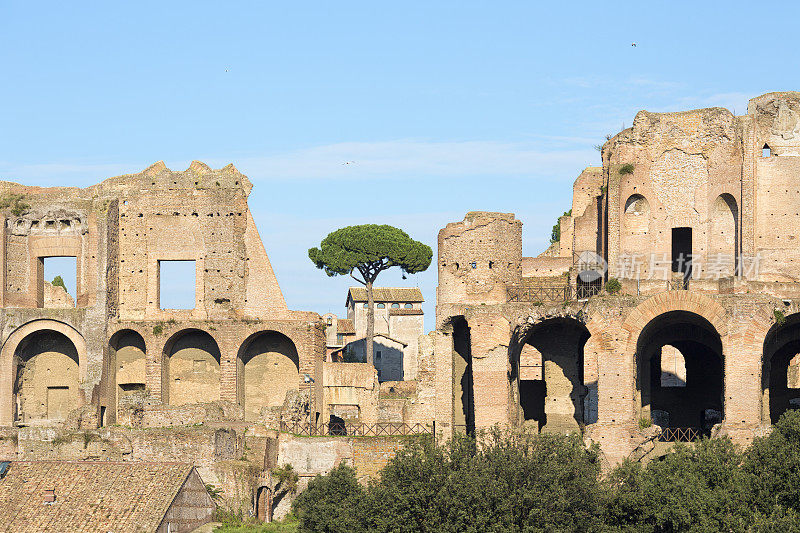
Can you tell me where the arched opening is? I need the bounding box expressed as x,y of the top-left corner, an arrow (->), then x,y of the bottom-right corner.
637,311 -> 723,435
762,314 -> 800,423
660,345 -> 687,388
237,331 -> 300,421
164,329 -> 221,406
452,316 -> 474,435
518,317 -> 589,433
109,329 -> 146,424
763,144 -> 771,158
13,330 -> 80,424
709,194 -> 738,277
624,193 -> 650,234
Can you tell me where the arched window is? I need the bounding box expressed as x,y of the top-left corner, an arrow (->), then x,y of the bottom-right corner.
391,303 -> 400,309
660,345 -> 687,387
788,354 -> 800,389
404,303 -> 413,309
377,303 -> 385,309
763,144 -> 772,158
623,194 -> 650,235
709,194 -> 738,277
362,303 -> 368,309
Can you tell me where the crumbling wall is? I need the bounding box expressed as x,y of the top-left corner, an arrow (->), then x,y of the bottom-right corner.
437,212 -> 522,324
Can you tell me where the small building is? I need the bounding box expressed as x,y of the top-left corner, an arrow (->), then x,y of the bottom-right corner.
345,287 -> 424,380
321,313 -> 356,360
0,461 -> 214,533
332,333 -> 407,382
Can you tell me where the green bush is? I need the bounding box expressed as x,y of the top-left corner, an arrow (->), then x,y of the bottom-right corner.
293,431 -> 603,533
288,412 -> 800,532
292,464 -> 365,533
549,209 -> 572,244
605,278 -> 622,294
51,275 -> 67,291
619,163 -> 635,175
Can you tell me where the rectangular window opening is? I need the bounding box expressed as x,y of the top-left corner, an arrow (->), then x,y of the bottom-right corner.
43,256 -> 77,308
671,227 -> 692,278
159,260 -> 196,310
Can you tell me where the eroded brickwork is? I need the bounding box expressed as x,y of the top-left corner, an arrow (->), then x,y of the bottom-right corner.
432,92 -> 800,466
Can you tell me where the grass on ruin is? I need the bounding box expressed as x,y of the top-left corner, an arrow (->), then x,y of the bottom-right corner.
212,511 -> 299,532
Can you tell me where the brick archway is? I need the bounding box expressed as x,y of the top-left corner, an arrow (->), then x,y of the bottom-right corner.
0,319 -> 87,426
623,291 -> 727,343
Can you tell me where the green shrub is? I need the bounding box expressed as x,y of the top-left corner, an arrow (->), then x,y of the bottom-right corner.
619,163 -> 635,175
549,209 -> 573,244
292,464 -> 365,533
638,417 -> 652,430
51,275 -> 66,291
774,309 -> 787,326
605,278 -> 622,294
0,193 -> 30,216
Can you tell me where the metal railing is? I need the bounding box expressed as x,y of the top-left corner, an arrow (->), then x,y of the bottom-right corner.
576,283 -> 602,300
280,421 -> 431,437
658,427 -> 700,442
507,285 -> 572,303
668,278 -> 690,291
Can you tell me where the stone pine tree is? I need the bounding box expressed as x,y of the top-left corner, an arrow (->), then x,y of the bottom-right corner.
309,225 -> 432,366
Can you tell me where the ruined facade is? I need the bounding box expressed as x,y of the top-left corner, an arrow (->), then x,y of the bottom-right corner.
6,92 -> 800,519
0,161 -> 325,430
429,92 -> 800,464
0,161 -> 431,521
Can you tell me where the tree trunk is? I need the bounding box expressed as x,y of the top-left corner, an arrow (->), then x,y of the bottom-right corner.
366,279 -> 375,366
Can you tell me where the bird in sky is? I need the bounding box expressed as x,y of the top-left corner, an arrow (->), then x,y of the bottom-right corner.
631,42 -> 637,47
342,161 -> 355,165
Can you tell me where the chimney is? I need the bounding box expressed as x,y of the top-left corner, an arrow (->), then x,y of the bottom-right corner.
43,489 -> 55,504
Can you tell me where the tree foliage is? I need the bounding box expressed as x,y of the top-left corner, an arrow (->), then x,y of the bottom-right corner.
51,275 -> 67,291
309,224 -> 431,364
290,411 -> 800,533
550,210 -> 572,244
308,224 -> 431,281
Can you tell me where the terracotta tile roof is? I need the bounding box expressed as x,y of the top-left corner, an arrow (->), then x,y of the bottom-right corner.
0,461 -> 199,533
337,319 -> 355,334
389,308 -> 423,316
347,287 -> 424,304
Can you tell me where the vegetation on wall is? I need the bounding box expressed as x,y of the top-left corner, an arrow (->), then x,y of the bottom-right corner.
605,278 -> 622,294
0,193 -> 30,216
51,275 -> 66,291
284,411 -> 800,532
549,209 -> 572,244
619,163 -> 635,175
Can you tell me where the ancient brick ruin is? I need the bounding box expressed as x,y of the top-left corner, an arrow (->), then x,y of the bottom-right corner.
431,91 -> 800,464
3,91 -> 800,517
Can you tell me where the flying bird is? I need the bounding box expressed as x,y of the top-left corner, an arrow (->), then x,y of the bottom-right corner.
342,161 -> 356,165
631,42 -> 637,47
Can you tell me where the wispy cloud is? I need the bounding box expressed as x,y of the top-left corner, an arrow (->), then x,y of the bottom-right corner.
208,140 -> 597,182
1,139 -> 598,186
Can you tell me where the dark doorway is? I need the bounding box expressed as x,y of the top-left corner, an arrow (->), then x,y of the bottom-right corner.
452,317 -> 474,435
637,311 -> 724,436
672,227 -> 692,280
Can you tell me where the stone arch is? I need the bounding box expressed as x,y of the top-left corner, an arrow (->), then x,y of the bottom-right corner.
709,193 -> 738,276
163,329 -> 221,406
622,291 -> 727,340
623,193 -> 650,234
635,310 -> 724,434
109,329 -> 147,424
236,331 -> 300,422
762,313 -> 800,424
439,315 -> 474,435
0,320 -> 87,426
512,313 -> 590,433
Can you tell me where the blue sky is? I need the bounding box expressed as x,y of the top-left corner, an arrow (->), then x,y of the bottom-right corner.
2,1 -> 798,329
